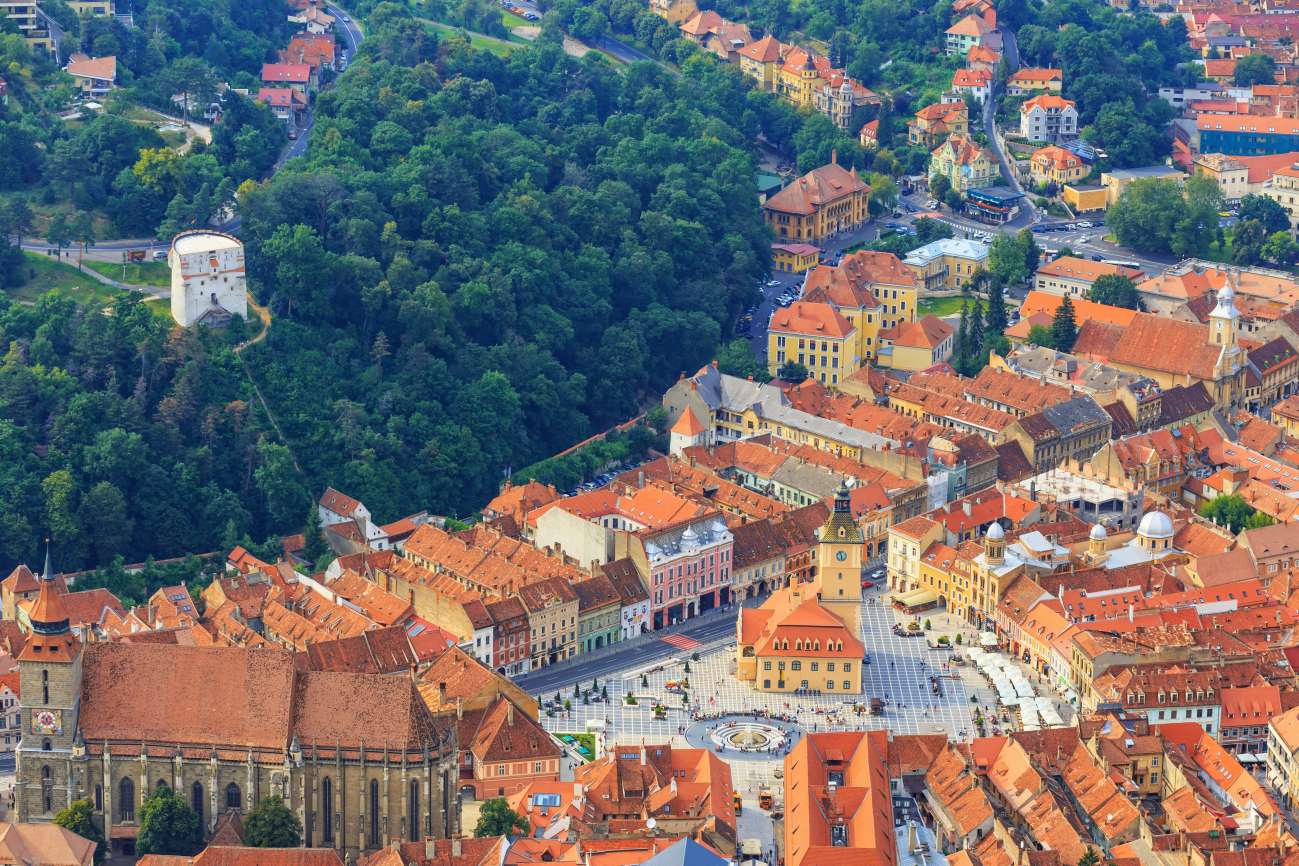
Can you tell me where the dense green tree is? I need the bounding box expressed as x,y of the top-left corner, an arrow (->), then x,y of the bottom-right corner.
138,784 -> 203,857
1088,274 -> 1141,309
1231,219 -> 1268,266
715,339 -> 769,381
1234,53 -> 1277,86
1240,194 -> 1290,235
302,504 -> 328,565
243,797 -> 302,848
1109,178 -> 1187,254
55,799 -> 106,863
777,361 -> 808,383
474,798 -> 529,837
1198,494 -> 1273,532
1263,230 -> 1299,267
1052,295 -> 1078,352
1026,324 -> 1054,347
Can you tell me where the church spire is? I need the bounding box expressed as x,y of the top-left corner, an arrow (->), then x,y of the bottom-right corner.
28,539 -> 70,637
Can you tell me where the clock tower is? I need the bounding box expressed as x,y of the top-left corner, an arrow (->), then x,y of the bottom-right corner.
17,543 -> 83,820
815,483 -> 864,635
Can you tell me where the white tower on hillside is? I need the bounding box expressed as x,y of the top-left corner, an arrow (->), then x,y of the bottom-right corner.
168,230 -> 248,328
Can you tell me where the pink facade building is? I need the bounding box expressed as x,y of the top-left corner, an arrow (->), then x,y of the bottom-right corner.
646,516 -> 734,630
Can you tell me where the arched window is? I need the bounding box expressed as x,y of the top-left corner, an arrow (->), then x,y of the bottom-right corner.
94,784 -> 102,812
369,779 -> 380,845
226,783 -> 241,810
191,782 -> 204,826
41,766 -> 52,813
408,779 -> 420,842
41,670 -> 48,705
156,779 -> 169,792
119,777 -> 135,822
41,739 -> 50,751
322,777 -> 334,845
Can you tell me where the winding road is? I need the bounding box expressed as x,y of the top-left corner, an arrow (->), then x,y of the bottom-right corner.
981,26 -> 1036,228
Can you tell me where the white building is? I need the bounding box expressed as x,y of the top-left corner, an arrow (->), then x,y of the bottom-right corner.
168,230 -> 248,327
1019,95 -> 1078,144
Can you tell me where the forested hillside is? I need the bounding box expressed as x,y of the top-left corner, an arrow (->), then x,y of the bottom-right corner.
0,12 -> 773,573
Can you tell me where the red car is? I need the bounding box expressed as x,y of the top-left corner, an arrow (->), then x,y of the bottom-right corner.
860,579 -> 875,589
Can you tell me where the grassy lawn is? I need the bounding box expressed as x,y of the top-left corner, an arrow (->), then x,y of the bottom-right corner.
918,295 -> 967,317
144,297 -> 173,321
84,259 -> 171,288
424,19 -> 525,54
6,253 -> 122,305
501,9 -> 529,27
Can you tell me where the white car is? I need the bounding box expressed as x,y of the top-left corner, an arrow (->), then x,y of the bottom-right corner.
1076,221 -> 1093,228
926,199 -> 939,209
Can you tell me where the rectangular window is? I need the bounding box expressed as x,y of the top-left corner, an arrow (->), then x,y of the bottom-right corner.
763,661 -> 771,670
827,662 -> 835,672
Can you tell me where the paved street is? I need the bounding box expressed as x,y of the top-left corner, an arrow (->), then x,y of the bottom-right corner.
515,605 -> 740,695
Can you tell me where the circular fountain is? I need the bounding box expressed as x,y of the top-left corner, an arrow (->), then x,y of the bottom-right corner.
709,721 -> 787,753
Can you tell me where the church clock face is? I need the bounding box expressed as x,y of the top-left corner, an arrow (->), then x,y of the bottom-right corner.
835,551 -> 848,562
31,709 -> 60,736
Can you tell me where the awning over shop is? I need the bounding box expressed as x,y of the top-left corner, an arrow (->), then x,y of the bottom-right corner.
894,588 -> 938,608
980,631 -> 1000,648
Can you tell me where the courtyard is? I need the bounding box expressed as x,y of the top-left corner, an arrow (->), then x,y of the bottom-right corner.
536,590 -> 986,789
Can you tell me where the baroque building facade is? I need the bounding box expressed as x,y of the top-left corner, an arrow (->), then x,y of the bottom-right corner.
15,559 -> 458,861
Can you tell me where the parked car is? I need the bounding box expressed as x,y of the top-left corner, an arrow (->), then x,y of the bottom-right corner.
152,250 -> 168,261
341,14 -> 351,21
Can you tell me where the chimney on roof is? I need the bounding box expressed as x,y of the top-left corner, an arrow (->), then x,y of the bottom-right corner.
506,700 -> 515,726
457,697 -> 463,720
640,745 -> 647,765
1129,604 -> 1134,623
426,840 -> 438,859
831,148 -> 838,165
963,500 -> 972,517
451,838 -> 462,858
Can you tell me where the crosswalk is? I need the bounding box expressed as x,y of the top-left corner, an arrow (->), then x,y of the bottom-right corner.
660,634 -> 701,651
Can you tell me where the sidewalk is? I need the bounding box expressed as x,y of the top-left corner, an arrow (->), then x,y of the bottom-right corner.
515,604 -> 740,689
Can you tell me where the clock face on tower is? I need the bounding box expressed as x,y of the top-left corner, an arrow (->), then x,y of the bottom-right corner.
835,550 -> 848,562
31,709 -> 61,736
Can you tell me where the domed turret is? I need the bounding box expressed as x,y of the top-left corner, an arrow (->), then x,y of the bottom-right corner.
984,522 -> 1005,565
1088,522 -> 1108,560
1136,511 -> 1174,554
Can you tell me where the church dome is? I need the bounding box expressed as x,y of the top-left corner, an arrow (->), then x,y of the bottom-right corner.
985,522 -> 1004,541
1089,523 -> 1107,541
1137,511 -> 1174,540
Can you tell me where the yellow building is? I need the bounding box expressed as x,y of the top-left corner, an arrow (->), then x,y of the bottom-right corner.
1006,67 -> 1063,95
1,0 -> 53,54
767,300 -> 860,386
772,242 -> 820,273
736,484 -> 864,693
738,34 -> 783,92
801,250 -> 918,364
648,0 -> 697,24
776,47 -> 825,108
1029,145 -> 1088,188
1062,184 -> 1107,213
68,0 -> 114,13
902,238 -> 989,292
1267,706 -> 1299,812
762,160 -> 871,245
1274,395 -> 1299,437
877,315 -> 955,372
930,135 -> 999,193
